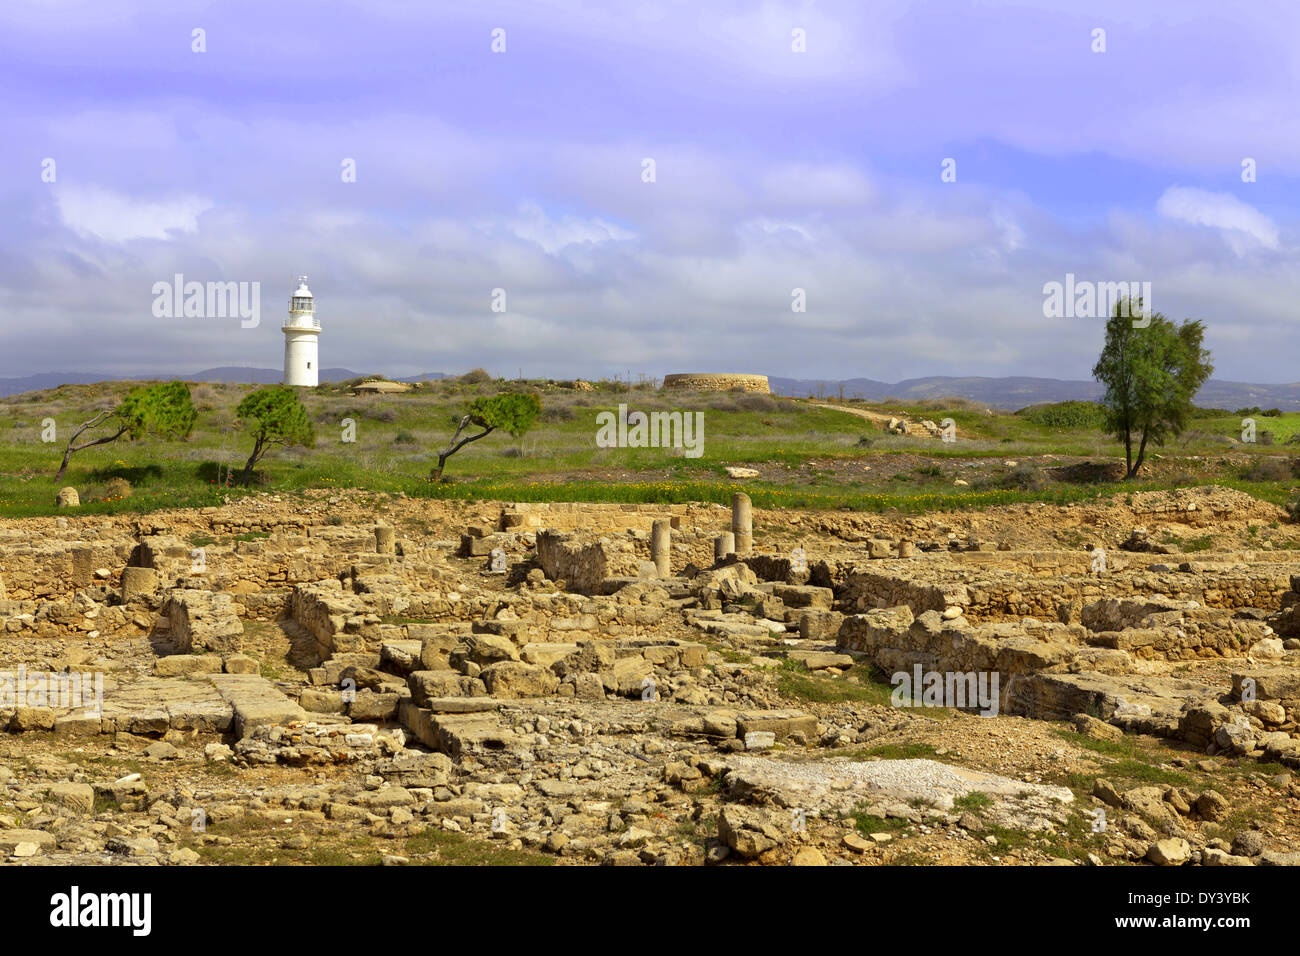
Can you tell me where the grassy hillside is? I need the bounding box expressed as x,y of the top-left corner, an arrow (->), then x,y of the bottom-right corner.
0,378 -> 1296,517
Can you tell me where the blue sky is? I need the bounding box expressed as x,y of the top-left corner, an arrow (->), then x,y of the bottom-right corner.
2,0 -> 1297,382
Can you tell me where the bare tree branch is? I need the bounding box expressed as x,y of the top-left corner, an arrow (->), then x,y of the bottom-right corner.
430,415 -> 495,479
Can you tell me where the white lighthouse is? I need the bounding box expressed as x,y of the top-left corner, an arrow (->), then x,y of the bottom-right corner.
282,275 -> 320,387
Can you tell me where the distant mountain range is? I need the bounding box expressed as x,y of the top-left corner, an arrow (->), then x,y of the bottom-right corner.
769,376 -> 1300,411
2,368 -> 1298,411
0,368 -> 449,397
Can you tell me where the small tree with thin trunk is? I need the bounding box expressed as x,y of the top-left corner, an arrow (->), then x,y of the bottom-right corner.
1092,297 -> 1214,479
235,385 -> 315,486
54,381 -> 196,483
431,392 -> 541,480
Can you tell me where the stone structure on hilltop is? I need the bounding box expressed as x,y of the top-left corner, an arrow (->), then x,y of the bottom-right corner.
663,373 -> 769,394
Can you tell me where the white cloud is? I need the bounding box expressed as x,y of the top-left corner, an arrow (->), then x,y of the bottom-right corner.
742,217 -> 816,242
507,202 -> 636,255
760,163 -> 875,207
1155,186 -> 1280,252
54,187 -> 212,242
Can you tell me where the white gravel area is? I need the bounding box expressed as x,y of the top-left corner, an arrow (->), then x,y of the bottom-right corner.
724,755 -> 1074,812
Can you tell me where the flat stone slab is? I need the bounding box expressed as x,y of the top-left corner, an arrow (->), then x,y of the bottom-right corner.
786,649 -> 855,670
1007,670 -> 1211,729
423,697 -> 501,714
380,640 -> 424,674
208,674 -> 306,739
1,675 -> 232,737
694,620 -> 776,640
154,655 -> 224,677
398,701 -> 522,757
0,829 -> 56,852
724,756 -> 1073,815
735,710 -> 818,740
100,679 -> 233,735
521,643 -> 580,667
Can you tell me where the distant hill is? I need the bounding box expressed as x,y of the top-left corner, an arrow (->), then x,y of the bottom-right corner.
769,376 -> 1300,411
4,369 -> 1298,410
0,368 -> 451,397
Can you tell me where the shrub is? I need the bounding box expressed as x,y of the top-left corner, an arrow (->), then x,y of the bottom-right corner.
393,430 -> 417,445
103,477 -> 132,498
1178,428 -> 1232,446
459,368 -> 492,384
1240,458 -> 1291,482
977,462 -> 1047,492
907,396 -> 987,413
1016,401 -> 1107,429
315,405 -> 352,425
732,393 -> 782,414
192,384 -> 219,405
540,404 -> 575,423
1006,462 -> 1047,490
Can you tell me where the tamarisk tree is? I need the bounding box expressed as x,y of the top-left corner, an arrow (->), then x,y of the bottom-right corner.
1092,298 -> 1213,479
54,381 -> 197,482
431,392 -> 541,479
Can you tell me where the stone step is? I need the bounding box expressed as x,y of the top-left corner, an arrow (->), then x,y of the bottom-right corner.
398,700 -> 521,757
379,639 -> 423,675
99,678 -> 233,736
424,697 -> 501,714
784,648 -> 855,670
207,674 -> 307,739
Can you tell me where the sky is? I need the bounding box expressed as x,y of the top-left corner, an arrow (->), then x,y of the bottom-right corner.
2,0 -> 1297,384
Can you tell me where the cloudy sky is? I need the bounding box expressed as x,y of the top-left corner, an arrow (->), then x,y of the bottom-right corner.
2,0 -> 1298,383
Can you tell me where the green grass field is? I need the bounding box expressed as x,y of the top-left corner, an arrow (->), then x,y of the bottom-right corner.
0,377 -> 1296,518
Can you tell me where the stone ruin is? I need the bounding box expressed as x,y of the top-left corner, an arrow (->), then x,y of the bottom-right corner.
0,487 -> 1297,866
662,373 -> 770,394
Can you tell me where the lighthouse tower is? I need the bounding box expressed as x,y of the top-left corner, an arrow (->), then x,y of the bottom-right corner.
282,275 -> 320,387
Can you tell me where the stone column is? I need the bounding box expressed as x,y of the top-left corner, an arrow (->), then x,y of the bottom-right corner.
731,493 -> 753,555
120,566 -> 159,603
898,540 -> 914,558
651,519 -> 671,578
714,532 -> 736,562
375,524 -> 395,554
71,546 -> 94,588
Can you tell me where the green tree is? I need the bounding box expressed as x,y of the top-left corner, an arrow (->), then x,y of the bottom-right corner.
235,385 -> 315,486
1092,298 -> 1213,479
54,380 -> 197,482
431,391 -> 541,479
